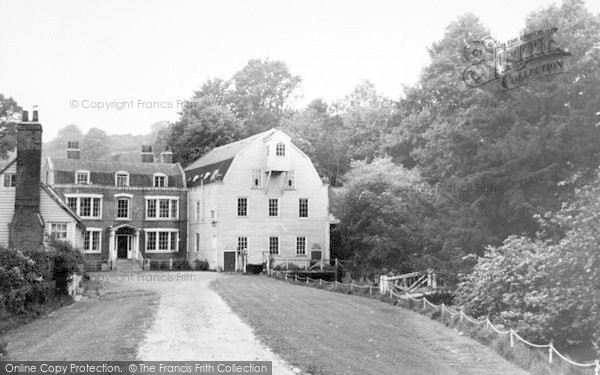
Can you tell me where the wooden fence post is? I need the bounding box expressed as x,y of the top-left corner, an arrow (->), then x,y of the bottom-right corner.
594,359 -> 599,375
319,279 -> 322,287
295,274 -> 298,283
510,330 -> 514,348
369,285 -> 372,296
548,341 -> 554,365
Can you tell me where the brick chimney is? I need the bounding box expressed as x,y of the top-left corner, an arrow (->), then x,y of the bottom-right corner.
9,110 -> 44,250
67,141 -> 81,160
160,147 -> 173,163
141,145 -> 154,163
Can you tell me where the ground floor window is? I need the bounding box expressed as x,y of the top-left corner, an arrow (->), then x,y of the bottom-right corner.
50,223 -> 68,240
296,237 -> 306,255
195,232 -> 200,252
83,229 -> 102,253
238,237 -> 248,252
145,230 -> 179,252
269,236 -> 279,255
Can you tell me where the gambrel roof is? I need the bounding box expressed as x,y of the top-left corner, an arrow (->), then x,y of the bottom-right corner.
185,129 -> 276,187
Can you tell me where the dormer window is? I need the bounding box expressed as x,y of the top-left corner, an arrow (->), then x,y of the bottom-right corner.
76,170 -> 90,185
154,173 -> 168,187
115,171 -> 129,187
276,142 -> 286,157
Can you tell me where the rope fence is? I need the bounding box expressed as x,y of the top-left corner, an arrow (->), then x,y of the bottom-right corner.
389,286 -> 599,373
269,270 -> 600,374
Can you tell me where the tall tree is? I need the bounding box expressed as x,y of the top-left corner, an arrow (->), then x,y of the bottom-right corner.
82,128 -> 109,160
229,59 -> 301,135
0,94 -> 22,158
168,97 -> 241,166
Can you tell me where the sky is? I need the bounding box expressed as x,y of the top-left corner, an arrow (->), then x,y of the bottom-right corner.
1,0 -> 599,141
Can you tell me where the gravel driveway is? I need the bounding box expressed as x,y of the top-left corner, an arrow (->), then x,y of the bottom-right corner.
111,271 -> 295,374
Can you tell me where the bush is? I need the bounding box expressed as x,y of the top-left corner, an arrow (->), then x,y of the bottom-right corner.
193,259 -> 209,271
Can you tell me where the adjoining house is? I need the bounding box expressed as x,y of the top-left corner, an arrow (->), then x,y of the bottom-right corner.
0,111 -> 84,250
185,129 -> 330,271
42,142 -> 188,271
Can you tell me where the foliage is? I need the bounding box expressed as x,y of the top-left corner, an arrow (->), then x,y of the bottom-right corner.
49,239 -> 84,276
166,58 -> 301,166
457,170 -> 600,355
336,157 -> 448,274
193,259 -> 209,271
82,128 -> 110,160
0,94 -> 21,158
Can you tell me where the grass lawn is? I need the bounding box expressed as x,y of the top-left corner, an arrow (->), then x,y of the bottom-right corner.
212,275 -> 528,375
1,280 -> 160,360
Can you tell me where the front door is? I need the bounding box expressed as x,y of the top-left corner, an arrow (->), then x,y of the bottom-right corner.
223,251 -> 236,272
117,235 -> 130,259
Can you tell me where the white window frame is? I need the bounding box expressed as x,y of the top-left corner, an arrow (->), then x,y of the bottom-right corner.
251,169 -> 263,189
268,198 -> 279,217
64,194 -> 103,219
299,198 -> 309,218
238,197 -> 248,217
50,222 -> 68,240
115,193 -> 133,220
285,170 -> 295,190
83,227 -> 102,253
115,171 -> 130,187
3,173 -> 16,188
276,142 -> 286,157
296,236 -> 307,255
153,173 -> 168,188
75,170 -> 90,185
144,228 -> 179,253
238,236 -> 248,252
144,196 -> 179,220
269,236 -> 279,255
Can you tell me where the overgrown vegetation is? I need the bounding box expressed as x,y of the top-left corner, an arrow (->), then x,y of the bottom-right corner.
0,240 -> 83,338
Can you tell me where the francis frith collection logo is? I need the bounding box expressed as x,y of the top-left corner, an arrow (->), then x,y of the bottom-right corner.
463,27 -> 572,90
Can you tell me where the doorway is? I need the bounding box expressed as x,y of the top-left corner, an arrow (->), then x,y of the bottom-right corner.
223,251 -> 236,272
117,235 -> 131,259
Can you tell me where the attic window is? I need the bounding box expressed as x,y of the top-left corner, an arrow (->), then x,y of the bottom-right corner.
154,173 -> 167,187
76,170 -> 90,185
276,143 -> 286,157
115,171 -> 129,187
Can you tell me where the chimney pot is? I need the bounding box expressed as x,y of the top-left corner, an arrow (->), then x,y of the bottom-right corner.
160,147 -> 174,163
32,110 -> 39,122
22,111 -> 29,122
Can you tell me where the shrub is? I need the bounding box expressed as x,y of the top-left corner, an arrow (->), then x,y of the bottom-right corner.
193,259 -> 209,271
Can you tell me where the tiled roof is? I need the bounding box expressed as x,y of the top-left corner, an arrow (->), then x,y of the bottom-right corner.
184,129 -> 275,187
48,157 -> 182,176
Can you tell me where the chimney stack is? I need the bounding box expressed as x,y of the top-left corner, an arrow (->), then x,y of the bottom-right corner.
141,145 -> 154,163
67,141 -> 81,160
9,110 -> 44,250
160,147 -> 173,163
